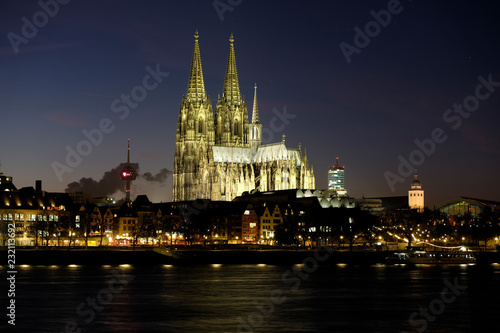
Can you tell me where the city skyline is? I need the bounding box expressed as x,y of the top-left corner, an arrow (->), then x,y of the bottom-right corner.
1,1 -> 500,206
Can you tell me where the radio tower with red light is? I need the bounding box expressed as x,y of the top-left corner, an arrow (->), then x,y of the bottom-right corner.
120,139 -> 137,202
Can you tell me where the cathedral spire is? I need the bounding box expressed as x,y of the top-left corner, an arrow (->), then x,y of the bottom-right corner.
222,33 -> 241,103
186,30 -> 207,103
215,33 -> 248,146
252,83 -> 259,124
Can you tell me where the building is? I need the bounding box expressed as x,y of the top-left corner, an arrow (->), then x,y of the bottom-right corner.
173,32 -> 315,202
68,192 -> 91,205
0,179 -> 75,246
89,206 -> 114,245
408,169 -> 424,212
328,157 -> 346,196
259,204 -> 283,243
0,172 -> 17,191
242,205 -> 259,242
235,189 -> 355,209
436,197 -> 500,217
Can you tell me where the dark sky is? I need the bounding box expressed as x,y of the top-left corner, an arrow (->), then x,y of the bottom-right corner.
1,0 -> 499,206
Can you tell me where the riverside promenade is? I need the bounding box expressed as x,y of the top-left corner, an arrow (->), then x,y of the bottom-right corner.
3,247 -> 499,265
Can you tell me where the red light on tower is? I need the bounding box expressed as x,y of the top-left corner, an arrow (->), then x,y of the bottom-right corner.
120,139 -> 137,202
121,171 -> 134,179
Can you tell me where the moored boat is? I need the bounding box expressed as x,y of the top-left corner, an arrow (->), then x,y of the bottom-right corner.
386,250 -> 476,264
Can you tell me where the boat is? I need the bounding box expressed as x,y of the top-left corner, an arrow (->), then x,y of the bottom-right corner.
386,250 -> 476,264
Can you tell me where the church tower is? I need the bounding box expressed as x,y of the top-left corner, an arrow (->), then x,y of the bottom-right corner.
408,169 -> 424,212
173,31 -> 215,201
215,34 -> 249,146
173,32 -> 316,202
249,83 -> 262,154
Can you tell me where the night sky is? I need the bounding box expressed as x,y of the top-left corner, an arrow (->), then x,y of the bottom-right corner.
1,0 -> 499,206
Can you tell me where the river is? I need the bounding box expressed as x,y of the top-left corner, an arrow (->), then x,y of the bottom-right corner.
4,263 -> 500,332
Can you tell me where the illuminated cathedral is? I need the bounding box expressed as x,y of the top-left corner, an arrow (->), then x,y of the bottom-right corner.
173,32 -> 315,202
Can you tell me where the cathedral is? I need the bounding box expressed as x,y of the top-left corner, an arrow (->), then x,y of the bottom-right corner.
173,31 -> 315,202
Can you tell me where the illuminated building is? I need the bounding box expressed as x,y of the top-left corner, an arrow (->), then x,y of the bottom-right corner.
242,206 -> 259,242
173,31 -> 315,202
120,139 -> 137,202
0,179 -> 74,246
328,157 -> 346,196
408,169 -> 424,212
89,206 -> 114,245
0,172 -> 16,191
436,197 -> 500,217
259,204 -> 282,242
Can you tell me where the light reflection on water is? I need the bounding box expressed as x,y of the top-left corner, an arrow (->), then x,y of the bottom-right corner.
10,264 -> 500,332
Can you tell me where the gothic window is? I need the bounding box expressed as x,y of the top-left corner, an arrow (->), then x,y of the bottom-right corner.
234,120 -> 239,136
198,118 -> 203,133
253,127 -> 259,140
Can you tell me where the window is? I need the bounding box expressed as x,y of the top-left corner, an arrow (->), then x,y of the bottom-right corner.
198,118 -> 203,133
234,120 -> 239,136
253,127 -> 259,139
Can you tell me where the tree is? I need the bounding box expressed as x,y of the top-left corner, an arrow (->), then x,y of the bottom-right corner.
163,214 -> 182,247
475,207 -> 499,249
384,209 -> 422,249
39,213 -> 56,247
79,206 -> 92,249
356,210 -> 380,247
0,219 -> 9,248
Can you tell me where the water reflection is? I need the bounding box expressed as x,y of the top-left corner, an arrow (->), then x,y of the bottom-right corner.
11,264 -> 500,332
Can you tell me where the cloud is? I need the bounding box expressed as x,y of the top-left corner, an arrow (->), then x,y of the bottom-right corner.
65,163 -> 172,197
142,168 -> 172,183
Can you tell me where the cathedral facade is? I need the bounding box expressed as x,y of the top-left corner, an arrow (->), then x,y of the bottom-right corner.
173,32 -> 315,202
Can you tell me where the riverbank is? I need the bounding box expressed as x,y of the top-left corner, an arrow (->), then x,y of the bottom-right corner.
2,248 -> 499,265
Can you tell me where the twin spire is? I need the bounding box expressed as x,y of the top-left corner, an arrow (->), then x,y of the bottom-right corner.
186,32 -> 259,122
186,30 -> 207,104
222,34 -> 241,104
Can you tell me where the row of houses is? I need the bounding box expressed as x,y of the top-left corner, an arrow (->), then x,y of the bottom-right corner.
5,176 -> 496,248
0,183 -> 290,246
1,178 -> 369,248
0,174 -> 364,247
